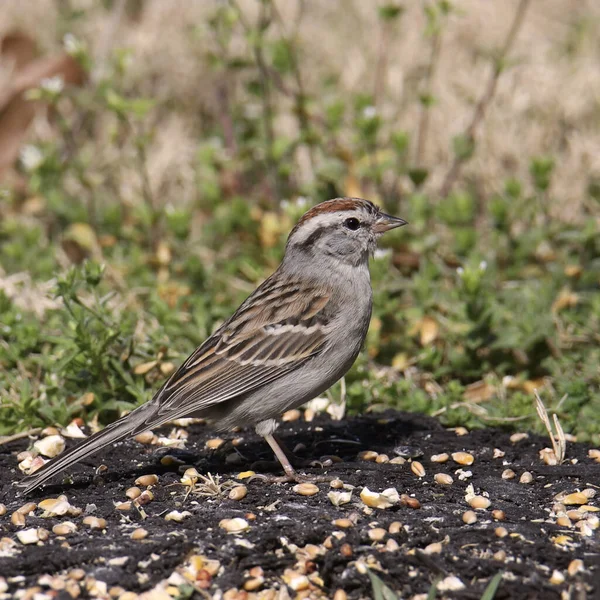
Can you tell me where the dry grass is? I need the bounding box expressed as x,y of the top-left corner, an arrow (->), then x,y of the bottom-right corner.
1,1 -> 599,217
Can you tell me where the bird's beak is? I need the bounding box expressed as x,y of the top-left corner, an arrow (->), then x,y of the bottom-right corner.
373,212 -> 408,233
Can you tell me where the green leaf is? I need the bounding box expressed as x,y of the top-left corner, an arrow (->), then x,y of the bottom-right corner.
367,569 -> 399,600
452,134 -> 475,161
378,4 -> 404,22
481,572 -> 503,600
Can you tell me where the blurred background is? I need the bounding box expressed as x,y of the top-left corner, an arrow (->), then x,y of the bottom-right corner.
0,0 -> 598,442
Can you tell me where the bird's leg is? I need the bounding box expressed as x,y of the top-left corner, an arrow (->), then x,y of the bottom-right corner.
263,433 -> 298,480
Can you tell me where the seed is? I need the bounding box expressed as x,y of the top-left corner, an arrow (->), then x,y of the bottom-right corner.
130,528 -> 148,540
556,516 -> 572,527
219,518 -> 249,534
566,510 -> 583,521
340,543 -> 353,558
243,576 -> 264,591
455,427 -> 469,436
368,528 -> 386,542
588,449 -> 600,462
328,491 -> 352,507
237,471 -> 255,479
17,502 -> 37,515
330,479 -> 344,489
333,518 -> 354,529
283,569 -> 310,591
582,488 -> 596,499
133,431 -> 155,444
38,498 -> 71,517
539,448 -> 558,465
389,521 -> 403,534
502,469 -> 516,480
452,452 -> 474,466
430,453 -> 449,463
492,510 -> 505,521
16,528 -> 40,545
82,517 -> 106,530
180,467 -> 200,486
115,501 -> 132,511
587,515 -> 599,530
510,432 -> 529,443
125,487 -> 141,500
400,494 -> 421,509
411,461 -> 426,477
434,473 -> 453,485
282,409 -> 301,422
375,454 -> 389,464
165,510 -> 191,522
34,435 -> 66,458
567,559 -> 584,577
469,496 -> 491,510
206,438 -> 225,450
52,522 -> 77,536
11,512 -> 26,527
462,510 -> 477,524
519,471 -> 533,484
389,456 -> 406,465
493,448 -> 505,458
135,490 -> 154,506
293,483 -> 319,496
360,487 -> 394,509
333,590 -> 348,600
493,550 -> 506,561
358,450 -> 379,462
424,542 -> 442,554
563,492 -> 588,505
229,486 -> 248,501
0,505 -> 5,516
549,570 -> 565,585
437,576 -> 465,592
495,527 -> 508,538
135,474 -> 158,487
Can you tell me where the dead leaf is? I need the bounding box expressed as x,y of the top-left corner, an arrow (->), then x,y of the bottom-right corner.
463,380 -> 495,403
419,316 -> 439,346
552,288 -> 578,313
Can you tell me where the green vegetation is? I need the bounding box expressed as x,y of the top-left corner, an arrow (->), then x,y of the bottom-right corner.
1,1 -> 599,442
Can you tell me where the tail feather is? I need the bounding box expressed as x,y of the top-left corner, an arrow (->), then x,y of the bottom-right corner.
17,402 -> 160,495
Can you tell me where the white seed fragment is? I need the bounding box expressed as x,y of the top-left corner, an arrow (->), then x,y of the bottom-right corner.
519,471 -> 533,484
510,432 -> 529,443
452,452 -> 474,466
493,448 -> 505,459
328,491 -> 352,507
135,474 -> 158,487
283,569 -> 309,591
588,449 -> 600,463
17,528 -> 41,545
434,473 -> 453,485
368,528 -> 387,542
82,517 -> 106,530
411,461 -> 426,477
219,518 -> 250,534
454,427 -> 469,436
229,485 -> 248,501
164,510 -> 191,522
293,483 -> 319,496
52,522 -> 77,536
469,496 -> 491,510
502,469 -> 516,480
462,510 -> 477,524
424,542 -> 442,554
549,570 -> 565,585
437,576 -> 465,592
430,453 -> 449,463
131,528 -> 148,540
38,498 -> 71,517
34,435 -> 65,458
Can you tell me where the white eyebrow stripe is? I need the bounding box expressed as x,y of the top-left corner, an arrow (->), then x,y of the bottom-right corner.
290,210 -> 358,244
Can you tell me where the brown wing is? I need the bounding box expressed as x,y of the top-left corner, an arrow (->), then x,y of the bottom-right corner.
154,277 -> 332,417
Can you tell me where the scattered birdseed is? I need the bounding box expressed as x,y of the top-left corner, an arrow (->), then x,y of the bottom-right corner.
424,541 -> 442,554
375,454 -> 389,464
462,511 -> 477,524
437,576 -> 465,592
17,528 -> 43,545
115,501 -> 132,511
495,526 -> 508,538
389,456 -> 406,465
494,550 -> 507,561
330,479 -> 344,489
130,528 -> 148,540
556,516 -> 572,527
38,498 -> 71,517
281,409 -> 301,422
237,471 -> 255,479
411,461 -> 425,477
282,569 -> 309,591
492,509 -> 505,521
493,448 -> 506,458
34,435 -> 65,458
358,450 -> 379,461
125,487 -> 141,500
228,485 -> 248,501
17,502 -> 37,515
135,474 -> 158,487
293,483 -> 319,496
540,448 -> 558,465
340,543 -> 353,558
360,487 -> 399,509
469,496 -> 491,510
165,510 -> 191,522
135,490 -> 154,506
333,589 -> 348,600
206,438 -> 225,449
328,491 -> 352,507
454,427 -> 469,436
82,517 -> 106,530
549,570 -> 565,585
11,512 -> 26,527
243,576 -> 264,591
0,504 -> 5,516
52,522 -> 77,536
588,449 -> 600,463
332,519 -> 354,529
368,528 -> 387,541
219,518 -> 249,534
389,521 -> 403,534
568,559 -> 584,577
519,471 -> 533,484
502,468 -> 516,480
451,452 -> 474,466
386,538 -> 400,551
430,453 -> 449,463
434,473 -> 453,485
400,494 -> 421,509
510,432 -> 529,443
133,431 -> 155,445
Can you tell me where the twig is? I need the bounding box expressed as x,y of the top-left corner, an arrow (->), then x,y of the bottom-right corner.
534,390 -> 567,464
439,0 -> 531,197
0,428 -> 41,446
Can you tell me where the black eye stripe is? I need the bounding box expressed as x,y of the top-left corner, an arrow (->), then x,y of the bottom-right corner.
344,217 -> 360,230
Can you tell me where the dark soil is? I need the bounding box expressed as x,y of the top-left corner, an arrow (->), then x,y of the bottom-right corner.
1,411 -> 599,599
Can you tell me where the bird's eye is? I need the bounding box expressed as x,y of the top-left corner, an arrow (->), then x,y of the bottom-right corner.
344,217 -> 360,231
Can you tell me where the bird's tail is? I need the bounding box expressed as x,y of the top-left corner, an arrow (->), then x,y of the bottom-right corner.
17,401 -> 161,495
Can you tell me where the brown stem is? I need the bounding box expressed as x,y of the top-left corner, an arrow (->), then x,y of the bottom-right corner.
439,0 -> 531,198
